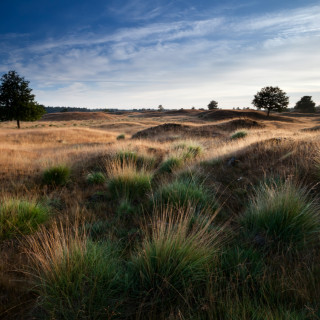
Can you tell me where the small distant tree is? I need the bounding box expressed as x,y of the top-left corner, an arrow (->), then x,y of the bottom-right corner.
208,100 -> 218,110
294,96 -> 316,113
0,70 -> 45,128
158,104 -> 164,111
252,86 -> 289,117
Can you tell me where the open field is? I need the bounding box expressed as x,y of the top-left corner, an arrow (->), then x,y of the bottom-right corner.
1,109 -> 320,319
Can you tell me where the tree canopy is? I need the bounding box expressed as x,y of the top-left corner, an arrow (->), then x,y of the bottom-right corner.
208,100 -> 218,110
252,86 -> 289,117
0,70 -> 45,128
294,96 -> 316,113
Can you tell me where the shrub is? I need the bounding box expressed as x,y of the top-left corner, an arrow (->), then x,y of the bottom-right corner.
241,180 -> 320,252
0,199 -> 49,239
86,171 -> 106,185
27,224 -> 121,319
153,178 -> 217,214
127,207 -> 219,314
117,134 -> 125,140
42,165 -> 70,186
231,131 -> 247,140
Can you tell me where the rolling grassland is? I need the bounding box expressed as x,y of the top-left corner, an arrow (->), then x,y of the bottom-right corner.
1,109 -> 320,319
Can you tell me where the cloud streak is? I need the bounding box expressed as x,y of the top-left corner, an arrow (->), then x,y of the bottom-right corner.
1,3 -> 319,108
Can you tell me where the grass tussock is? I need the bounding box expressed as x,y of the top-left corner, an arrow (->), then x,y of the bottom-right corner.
42,165 -> 71,186
116,150 -> 156,169
107,160 -> 153,203
127,206 -> 220,315
26,222 -> 121,319
230,130 -> 248,140
153,177 -> 218,214
0,199 -> 50,239
241,180 -> 320,253
86,171 -> 106,185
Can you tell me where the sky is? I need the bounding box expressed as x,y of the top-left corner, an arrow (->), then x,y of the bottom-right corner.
0,0 -> 319,109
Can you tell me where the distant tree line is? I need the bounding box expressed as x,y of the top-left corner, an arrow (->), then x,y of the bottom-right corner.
1,70 -> 319,128
44,106 -> 115,113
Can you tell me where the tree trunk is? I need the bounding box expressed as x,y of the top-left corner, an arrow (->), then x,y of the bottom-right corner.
267,108 -> 270,117
17,119 -> 20,129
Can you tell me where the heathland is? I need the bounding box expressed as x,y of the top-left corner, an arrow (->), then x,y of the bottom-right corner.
1,108 -> 320,319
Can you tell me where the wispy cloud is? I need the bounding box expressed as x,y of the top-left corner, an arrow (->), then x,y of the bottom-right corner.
1,4 -> 320,108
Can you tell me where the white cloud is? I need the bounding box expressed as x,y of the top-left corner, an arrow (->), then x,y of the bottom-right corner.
1,4 -> 320,108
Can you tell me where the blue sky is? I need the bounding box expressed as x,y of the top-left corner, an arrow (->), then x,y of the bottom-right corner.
1,0 -> 319,109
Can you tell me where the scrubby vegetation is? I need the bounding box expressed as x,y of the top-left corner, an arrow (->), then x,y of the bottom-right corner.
1,110 -> 320,319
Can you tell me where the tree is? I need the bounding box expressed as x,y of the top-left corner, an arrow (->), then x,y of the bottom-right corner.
208,100 -> 218,110
0,70 -> 45,128
252,86 -> 289,117
294,96 -> 316,113
158,104 -> 164,111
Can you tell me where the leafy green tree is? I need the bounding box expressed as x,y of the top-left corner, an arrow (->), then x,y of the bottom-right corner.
294,96 -> 316,113
0,70 -> 45,128
208,100 -> 218,110
252,86 -> 289,117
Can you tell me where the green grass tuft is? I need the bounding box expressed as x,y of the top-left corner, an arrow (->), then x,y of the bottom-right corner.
153,178 -> 217,214
28,226 -> 121,319
117,134 -> 125,140
42,165 -> 71,186
158,156 -> 184,174
241,180 -> 320,252
230,130 -> 247,140
0,199 -> 49,239
108,169 -> 152,203
116,150 -> 156,169
86,171 -> 106,185
127,207 -> 218,314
